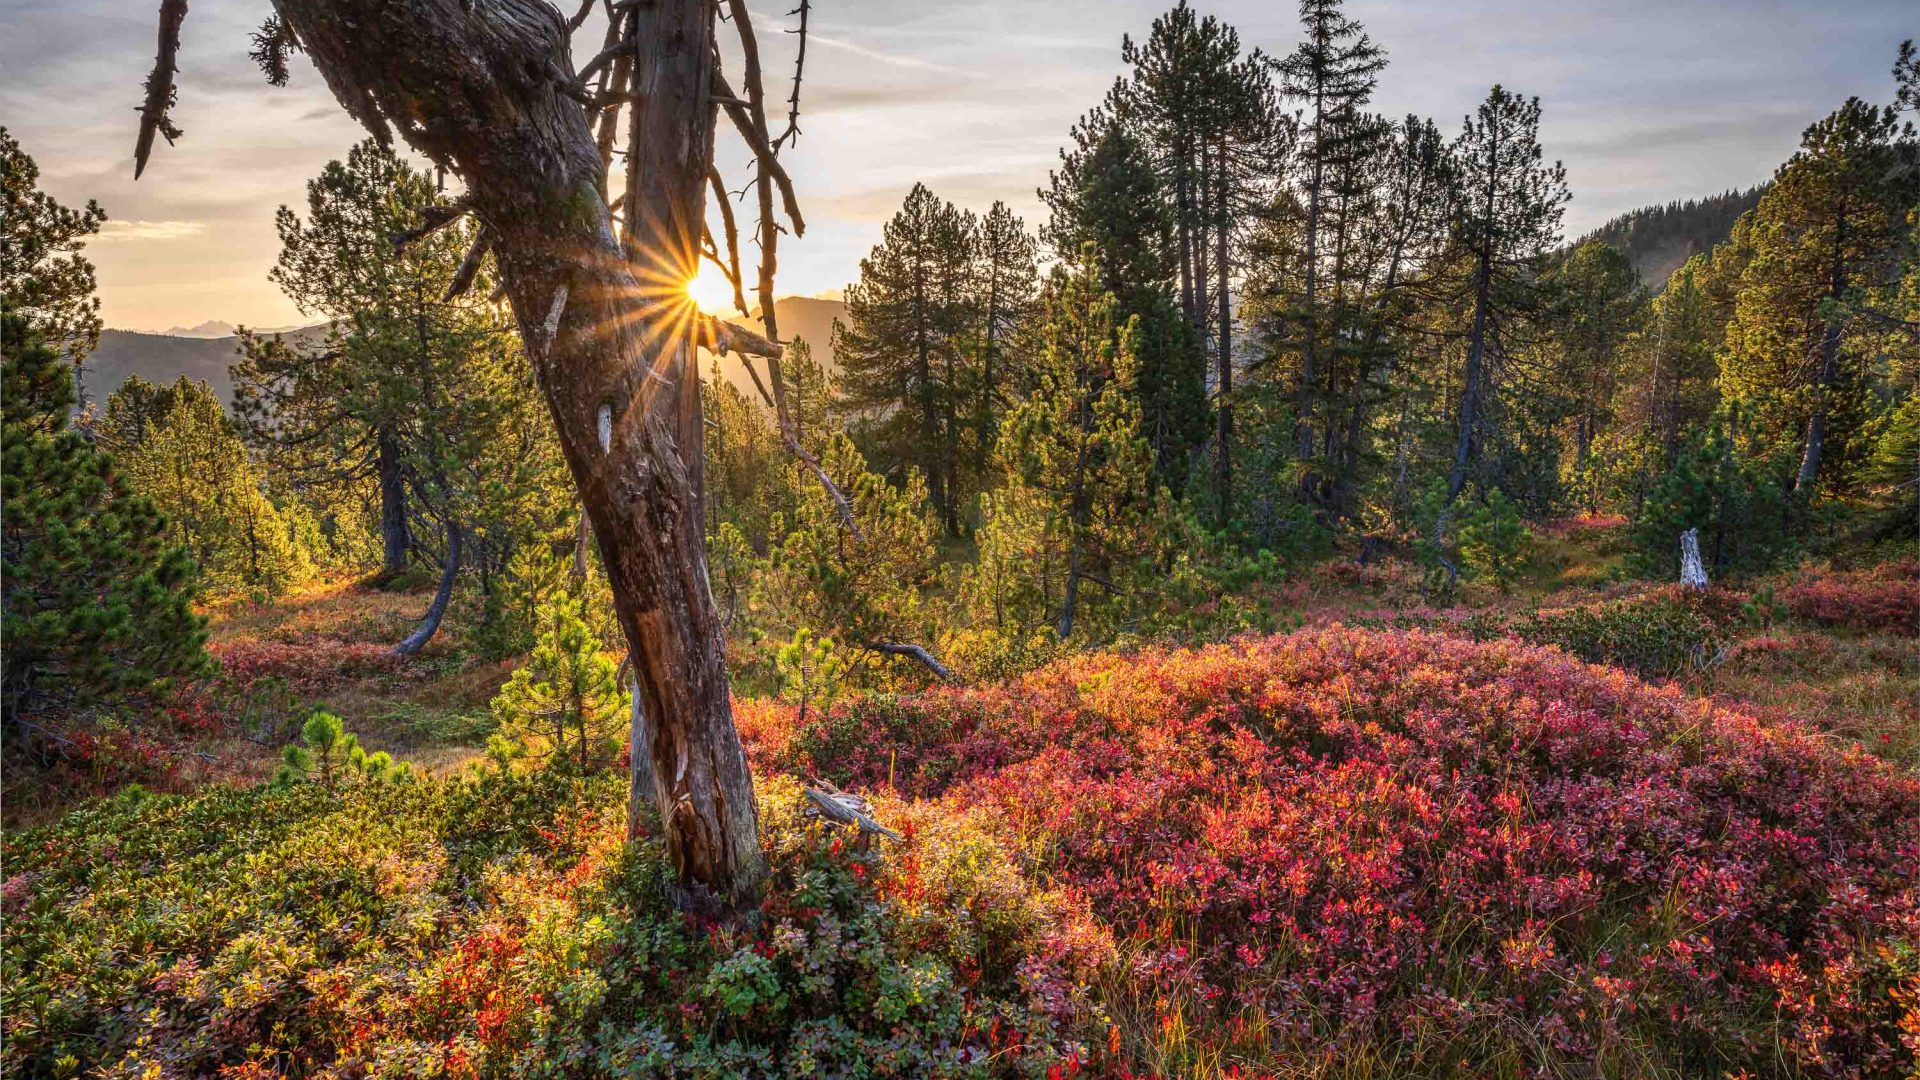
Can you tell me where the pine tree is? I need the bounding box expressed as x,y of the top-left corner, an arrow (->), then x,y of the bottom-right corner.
969,202 -> 1039,479
975,255 -> 1158,641
1120,4 -> 1280,520
2,314 -> 209,724
832,183 -> 980,533
761,433 -> 945,684
1632,407 -> 1792,579
1441,86 -> 1571,518
105,376 -> 312,597
277,710 -> 402,787
1543,240 -> 1647,509
0,128 -> 105,375
490,594 -> 628,773
1718,97 -> 1913,494
1456,487 -> 1531,592
238,141 -> 570,649
1275,0 -> 1387,493
1045,117 -> 1207,491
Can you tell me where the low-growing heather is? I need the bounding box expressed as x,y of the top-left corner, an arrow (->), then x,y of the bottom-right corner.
754,628 -> 1920,1078
1780,561 -> 1919,635
1501,585 -> 1738,677
9,627 -> 1919,1079
1,767 -> 1099,1079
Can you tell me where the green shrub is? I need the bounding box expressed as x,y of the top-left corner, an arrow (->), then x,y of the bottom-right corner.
1504,590 -> 1727,677
1632,409 -> 1793,580
1457,488 -> 1533,592
0,770 -> 1094,1079
276,709 -> 405,786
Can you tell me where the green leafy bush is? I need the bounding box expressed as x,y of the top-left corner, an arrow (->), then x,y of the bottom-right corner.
1457,488 -> 1533,592
1503,588 -> 1729,677
1,769 -> 1097,1078
1632,410 -> 1793,580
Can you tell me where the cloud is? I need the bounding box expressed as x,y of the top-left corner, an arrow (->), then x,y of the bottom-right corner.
803,30 -> 974,77
96,219 -> 208,241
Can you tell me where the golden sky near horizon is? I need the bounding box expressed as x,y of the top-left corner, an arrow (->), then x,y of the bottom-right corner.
2,0 -> 1913,332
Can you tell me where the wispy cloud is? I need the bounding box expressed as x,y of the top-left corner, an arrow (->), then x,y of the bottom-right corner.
96,219 -> 208,241
803,30 -> 973,77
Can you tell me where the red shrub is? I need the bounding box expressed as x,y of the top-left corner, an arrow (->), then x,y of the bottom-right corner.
211,637 -> 404,690
751,629 -> 1920,1076
1782,565 -> 1920,635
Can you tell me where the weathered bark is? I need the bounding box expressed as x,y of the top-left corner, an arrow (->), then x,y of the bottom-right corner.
133,0 -> 187,179
1056,542 -> 1083,640
1679,528 -> 1709,590
1446,253 -> 1493,510
1174,151 -> 1197,332
393,522 -> 461,656
626,673 -> 656,834
864,641 -> 953,682
570,510 -> 591,582
1794,209 -> 1849,494
1432,250 -> 1492,550
1213,137 -> 1233,528
376,425 -> 411,578
1297,95 -> 1325,476
274,0 -> 766,911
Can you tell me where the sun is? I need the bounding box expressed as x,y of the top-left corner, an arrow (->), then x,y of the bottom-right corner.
685,261 -> 742,315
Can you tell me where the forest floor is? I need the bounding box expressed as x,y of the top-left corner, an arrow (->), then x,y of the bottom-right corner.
5,519 -> 1917,1079
6,517 -> 1912,827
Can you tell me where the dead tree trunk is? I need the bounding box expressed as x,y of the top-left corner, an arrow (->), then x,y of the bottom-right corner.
393,522 -> 461,656
274,0 -> 766,912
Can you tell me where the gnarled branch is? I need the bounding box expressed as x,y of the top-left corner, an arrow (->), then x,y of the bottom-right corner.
864,640 -> 954,682
802,779 -> 902,840
390,195 -> 472,252
775,0 -> 809,150
443,226 -> 491,301
133,0 -> 188,178
712,69 -> 805,237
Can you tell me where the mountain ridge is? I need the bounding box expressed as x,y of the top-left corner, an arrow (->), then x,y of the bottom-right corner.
80,296 -> 848,411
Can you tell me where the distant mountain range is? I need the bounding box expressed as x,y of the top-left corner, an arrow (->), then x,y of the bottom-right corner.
157,319 -> 313,339
79,326 -> 321,410
1572,185 -> 1767,289
79,295 -> 849,412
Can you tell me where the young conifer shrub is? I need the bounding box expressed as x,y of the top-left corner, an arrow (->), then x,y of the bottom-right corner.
488,595 -> 626,773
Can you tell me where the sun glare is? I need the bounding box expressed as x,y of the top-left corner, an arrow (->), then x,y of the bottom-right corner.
685,262 -> 741,315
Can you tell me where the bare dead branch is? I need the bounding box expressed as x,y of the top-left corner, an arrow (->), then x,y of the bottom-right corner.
591,10 -> 632,179
566,0 -> 595,30
775,0 -> 809,150
577,39 -> 625,88
391,195 -> 472,252
443,226 -> 491,301
134,0 -> 188,178
732,353 -> 778,411
729,345 -> 861,537
802,779 -> 903,839
546,59 -> 595,105
865,640 -> 955,682
705,317 -> 783,359
707,167 -> 749,313
712,70 -> 806,237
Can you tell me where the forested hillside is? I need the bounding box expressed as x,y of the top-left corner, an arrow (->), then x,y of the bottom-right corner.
81,296 -> 843,414
3,5 -> 1917,1080
1574,185 -> 1767,287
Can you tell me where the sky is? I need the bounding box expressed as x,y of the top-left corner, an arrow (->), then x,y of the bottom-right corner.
1,0 -> 1912,332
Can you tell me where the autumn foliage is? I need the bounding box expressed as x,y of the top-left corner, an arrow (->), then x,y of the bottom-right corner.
744,627 -> 1920,1076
